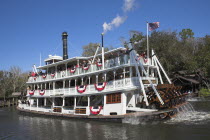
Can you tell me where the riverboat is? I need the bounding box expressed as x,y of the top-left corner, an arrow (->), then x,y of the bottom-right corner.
18,32 -> 188,122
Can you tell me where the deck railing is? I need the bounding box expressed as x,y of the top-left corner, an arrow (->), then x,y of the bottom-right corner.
27,77 -> 157,97
27,55 -> 156,83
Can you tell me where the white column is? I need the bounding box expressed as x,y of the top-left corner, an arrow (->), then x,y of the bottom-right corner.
123,67 -> 125,86
55,66 -> 57,78
62,97 -> 65,106
114,71 -> 116,89
44,98 -> 46,106
104,73 -> 107,82
75,79 -> 77,93
52,98 -> 55,107
88,76 -> 91,91
96,75 -> 98,83
74,97 -> 76,109
117,52 -> 120,65
82,78 -> 84,85
103,94 -> 106,115
129,66 -> 132,86
69,80 -> 71,94
62,97 -> 65,113
36,98 -> 38,110
121,93 -> 127,115
53,82 -> 55,95
77,60 -> 80,75
88,96 -> 90,107
49,83 -> 51,95
30,98 -> 32,110
65,63 -> 67,76
63,80 -> 65,95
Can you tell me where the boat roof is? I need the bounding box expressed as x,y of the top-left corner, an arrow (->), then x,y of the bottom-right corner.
37,47 -> 126,69
44,55 -> 63,62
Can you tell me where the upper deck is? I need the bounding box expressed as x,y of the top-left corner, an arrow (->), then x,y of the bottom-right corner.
27,47 -> 157,84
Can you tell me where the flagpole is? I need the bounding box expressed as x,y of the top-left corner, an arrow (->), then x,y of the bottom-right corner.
147,22 -> 149,59
101,33 -> 105,70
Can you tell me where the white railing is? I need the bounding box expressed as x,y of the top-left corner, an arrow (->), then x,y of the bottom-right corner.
27,78 -> 133,96
19,104 -> 53,112
27,55 -> 131,83
27,77 -> 158,97
27,54 -> 158,83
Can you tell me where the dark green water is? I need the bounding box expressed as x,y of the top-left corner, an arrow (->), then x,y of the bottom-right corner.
1,100 -> 210,140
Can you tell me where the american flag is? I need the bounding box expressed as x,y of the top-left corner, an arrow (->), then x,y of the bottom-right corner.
149,22 -> 160,31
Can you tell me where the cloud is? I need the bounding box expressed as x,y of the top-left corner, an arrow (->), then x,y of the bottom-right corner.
102,0 -> 136,34
103,15 -> 127,34
123,0 -> 135,12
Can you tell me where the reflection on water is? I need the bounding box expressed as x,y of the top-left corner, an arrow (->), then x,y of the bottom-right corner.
1,100 -> 210,140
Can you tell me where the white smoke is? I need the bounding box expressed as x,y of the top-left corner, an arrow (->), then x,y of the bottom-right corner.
102,0 -> 136,34
123,0 -> 135,12
103,15 -> 127,34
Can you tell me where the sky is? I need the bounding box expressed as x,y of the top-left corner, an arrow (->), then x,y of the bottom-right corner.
0,0 -> 210,72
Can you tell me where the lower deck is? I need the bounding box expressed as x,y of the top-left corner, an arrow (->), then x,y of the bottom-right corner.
20,91 -> 158,116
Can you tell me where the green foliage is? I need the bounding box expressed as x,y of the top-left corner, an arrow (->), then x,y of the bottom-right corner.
0,66 -> 28,98
199,88 -> 210,97
128,29 -> 210,77
179,28 -> 194,40
82,43 -> 109,57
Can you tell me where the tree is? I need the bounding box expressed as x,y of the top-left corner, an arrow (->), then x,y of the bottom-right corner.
179,28 -> 194,40
0,66 -> 28,98
82,43 -> 109,57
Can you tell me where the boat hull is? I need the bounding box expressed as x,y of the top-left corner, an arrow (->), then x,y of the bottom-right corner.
16,103 -> 187,123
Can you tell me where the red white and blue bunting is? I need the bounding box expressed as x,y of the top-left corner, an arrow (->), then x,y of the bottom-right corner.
96,62 -> 102,67
82,65 -> 89,70
77,85 -> 87,93
29,90 -> 35,95
94,82 -> 107,91
69,66 -> 76,73
39,90 -> 45,95
42,75 -> 46,79
51,73 -> 55,77
89,106 -> 103,115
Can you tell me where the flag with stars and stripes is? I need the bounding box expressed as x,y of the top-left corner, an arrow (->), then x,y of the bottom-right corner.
149,22 -> 160,31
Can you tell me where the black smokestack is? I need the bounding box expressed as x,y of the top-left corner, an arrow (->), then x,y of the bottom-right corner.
62,32 -> 68,60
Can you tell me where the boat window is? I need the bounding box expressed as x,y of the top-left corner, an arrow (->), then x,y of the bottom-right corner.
106,93 -> 121,104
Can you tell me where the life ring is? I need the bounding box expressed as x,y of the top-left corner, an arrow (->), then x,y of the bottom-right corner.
42,75 -> 46,79
90,106 -> 103,115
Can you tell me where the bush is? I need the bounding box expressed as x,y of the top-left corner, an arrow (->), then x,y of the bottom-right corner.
199,88 -> 210,97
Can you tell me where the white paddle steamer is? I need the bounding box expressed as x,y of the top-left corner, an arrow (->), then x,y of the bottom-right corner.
18,32 -> 187,121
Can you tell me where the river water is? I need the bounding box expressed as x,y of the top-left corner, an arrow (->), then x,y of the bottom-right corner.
1,99 -> 210,140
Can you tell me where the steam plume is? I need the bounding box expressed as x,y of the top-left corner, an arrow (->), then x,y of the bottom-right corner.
103,15 -> 127,34
102,0 -> 136,34
123,0 -> 135,12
